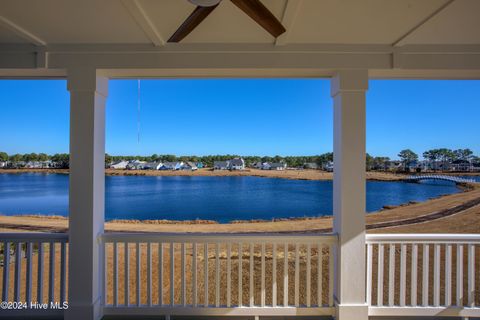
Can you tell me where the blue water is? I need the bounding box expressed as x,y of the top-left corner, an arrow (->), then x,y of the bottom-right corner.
0,173 -> 462,222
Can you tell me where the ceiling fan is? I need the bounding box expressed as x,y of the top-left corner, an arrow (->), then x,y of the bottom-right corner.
168,0 -> 286,42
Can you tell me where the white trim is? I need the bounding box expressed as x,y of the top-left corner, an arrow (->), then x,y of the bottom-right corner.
369,306 -> 480,317
121,0 -> 165,46
0,16 -> 47,46
275,0 -> 302,46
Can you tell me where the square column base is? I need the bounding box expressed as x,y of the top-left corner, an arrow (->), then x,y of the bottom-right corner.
336,303 -> 368,320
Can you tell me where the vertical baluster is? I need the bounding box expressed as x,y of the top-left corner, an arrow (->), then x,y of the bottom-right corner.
377,244 -> 384,306
192,243 -> 197,307
49,242 -> 55,303
170,242 -> 174,306
294,243 -> 300,307
181,242 -> 186,307
317,243 -> 323,307
388,244 -> 395,306
433,244 -> 440,307
238,243 -> 242,307
411,244 -> 418,307
147,242 -> 152,306
422,244 -> 429,306
249,243 -> 254,307
104,242 -> 108,306
272,242 -> 277,307
399,244 -> 406,307
328,244 -> 334,307
456,244 -> 463,306
445,244 -> 452,306
124,242 -> 129,306
306,243 -> 311,307
2,242 -> 11,302
60,242 -> 67,305
37,242 -> 44,303
215,243 -> 220,307
204,243 -> 208,307
261,242 -> 265,307
14,242 -> 21,302
158,243 -> 163,306
468,244 -> 475,307
227,242 -> 231,307
366,243 -> 373,306
26,242 -> 33,304
136,242 -> 141,306
284,243 -> 288,307
112,242 -> 118,306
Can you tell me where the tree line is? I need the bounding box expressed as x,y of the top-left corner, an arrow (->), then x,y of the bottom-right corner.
1,149 -> 478,170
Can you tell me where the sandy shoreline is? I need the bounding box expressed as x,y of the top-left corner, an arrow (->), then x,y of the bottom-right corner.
0,168 -> 407,181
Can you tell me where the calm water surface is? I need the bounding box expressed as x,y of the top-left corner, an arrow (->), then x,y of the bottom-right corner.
0,173 -> 462,222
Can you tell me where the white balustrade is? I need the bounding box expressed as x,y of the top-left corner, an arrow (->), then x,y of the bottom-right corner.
366,234 -> 480,318
0,233 -> 68,317
101,232 -> 336,317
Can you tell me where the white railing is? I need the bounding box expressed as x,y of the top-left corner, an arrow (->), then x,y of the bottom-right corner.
366,234 -> 480,318
0,233 -> 68,316
101,232 -> 336,317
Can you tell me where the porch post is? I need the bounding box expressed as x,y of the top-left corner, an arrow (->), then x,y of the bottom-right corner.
331,69 -> 369,319
65,68 -> 107,320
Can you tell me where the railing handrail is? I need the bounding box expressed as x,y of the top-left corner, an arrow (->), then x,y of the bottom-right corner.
366,233 -> 480,244
101,232 -> 337,244
0,232 -> 68,242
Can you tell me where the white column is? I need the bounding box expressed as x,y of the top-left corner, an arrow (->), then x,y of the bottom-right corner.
65,68 -> 107,320
331,70 -> 369,320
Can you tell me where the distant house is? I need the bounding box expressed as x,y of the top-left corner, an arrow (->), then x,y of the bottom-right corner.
304,162 -> 319,170
25,161 -> 51,169
181,162 -> 198,171
260,162 -> 271,170
110,160 -> 129,169
213,158 -> 245,170
160,161 -> 183,170
126,160 -> 147,170
450,160 -> 472,172
251,162 -> 263,169
0,161 -> 7,168
270,163 -> 286,170
229,158 -> 245,170
322,161 -> 334,172
143,161 -> 163,170
213,161 -> 229,170
196,162 -> 204,169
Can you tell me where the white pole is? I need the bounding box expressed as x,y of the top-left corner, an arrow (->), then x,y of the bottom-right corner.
65,68 -> 108,320
331,70 -> 369,320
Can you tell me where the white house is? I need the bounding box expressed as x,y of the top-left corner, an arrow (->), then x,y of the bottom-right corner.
143,161 -> 163,170
213,160 -> 229,170
126,160 -> 147,170
110,160 -> 128,170
160,161 -> 183,170
181,161 -> 198,171
229,158 -> 245,170
0,161 -> 7,168
269,162 -> 287,170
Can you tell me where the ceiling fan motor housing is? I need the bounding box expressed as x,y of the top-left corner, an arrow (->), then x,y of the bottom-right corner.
188,0 -> 222,7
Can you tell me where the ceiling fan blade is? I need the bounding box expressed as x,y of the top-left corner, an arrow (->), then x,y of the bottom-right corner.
168,4 -> 219,43
231,0 -> 286,38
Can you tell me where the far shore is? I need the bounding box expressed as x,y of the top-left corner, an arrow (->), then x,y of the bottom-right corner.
0,168 -> 409,181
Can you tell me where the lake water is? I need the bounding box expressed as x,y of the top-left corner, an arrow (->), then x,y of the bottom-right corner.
0,173 -> 462,222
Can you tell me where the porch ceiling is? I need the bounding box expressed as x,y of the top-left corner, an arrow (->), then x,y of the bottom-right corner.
0,0 -> 480,78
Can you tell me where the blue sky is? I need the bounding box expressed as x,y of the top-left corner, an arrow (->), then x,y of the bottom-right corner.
0,79 -> 479,159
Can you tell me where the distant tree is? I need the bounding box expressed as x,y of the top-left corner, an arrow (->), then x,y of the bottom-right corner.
398,149 -> 418,171
38,153 -> 49,161
9,154 -> 23,162
366,153 -> 374,171
423,149 -> 441,171
0,152 -> 8,162
453,148 -> 473,161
